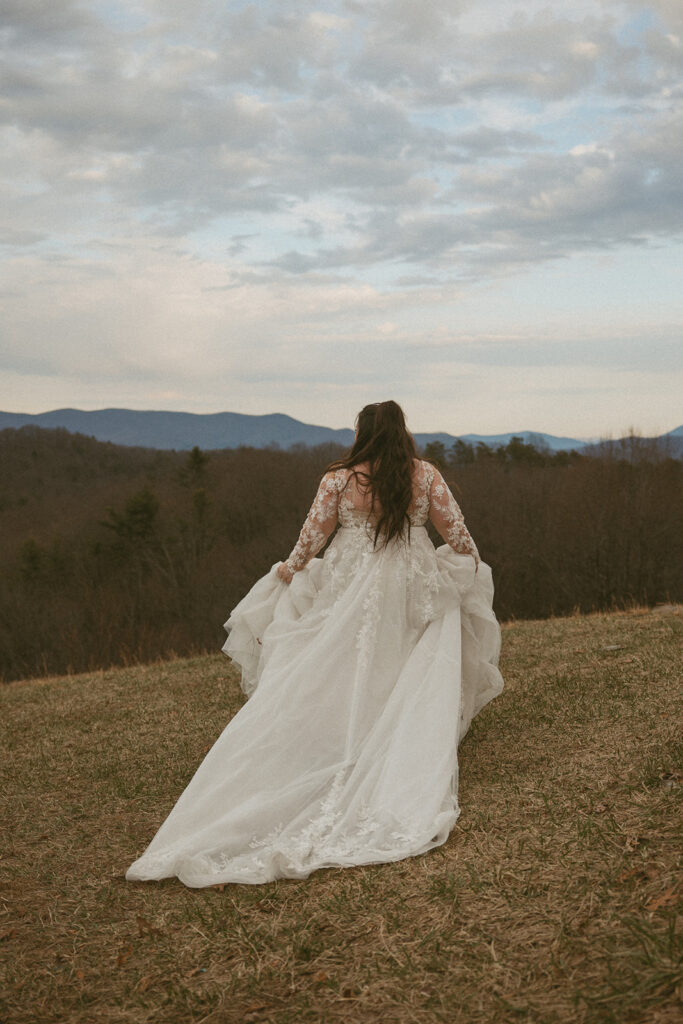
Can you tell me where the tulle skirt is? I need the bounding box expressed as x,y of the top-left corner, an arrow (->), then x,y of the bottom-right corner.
126,526 -> 503,886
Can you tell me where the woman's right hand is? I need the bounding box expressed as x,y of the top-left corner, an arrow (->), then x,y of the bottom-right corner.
276,562 -> 294,584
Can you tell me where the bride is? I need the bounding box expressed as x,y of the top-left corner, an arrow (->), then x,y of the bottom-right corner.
126,400 -> 503,887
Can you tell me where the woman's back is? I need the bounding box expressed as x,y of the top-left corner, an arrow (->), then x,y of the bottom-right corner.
317,460 -> 479,570
339,458 -> 432,524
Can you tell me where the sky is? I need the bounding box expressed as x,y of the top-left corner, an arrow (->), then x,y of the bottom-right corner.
1,0 -> 682,441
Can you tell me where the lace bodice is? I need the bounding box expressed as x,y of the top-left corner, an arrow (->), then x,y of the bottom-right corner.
285,460 -> 480,573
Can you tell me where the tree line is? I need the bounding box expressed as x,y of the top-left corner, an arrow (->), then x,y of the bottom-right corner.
0,425 -> 680,682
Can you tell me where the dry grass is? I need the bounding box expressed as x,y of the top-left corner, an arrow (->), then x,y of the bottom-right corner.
1,606 -> 681,1024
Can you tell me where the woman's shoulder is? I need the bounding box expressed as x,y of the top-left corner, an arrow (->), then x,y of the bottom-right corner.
322,466 -> 351,488
414,458 -> 437,478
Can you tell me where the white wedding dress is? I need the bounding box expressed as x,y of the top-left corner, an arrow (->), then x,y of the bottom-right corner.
126,460 -> 503,887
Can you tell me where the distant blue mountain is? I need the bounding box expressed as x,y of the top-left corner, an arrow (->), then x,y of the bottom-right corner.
0,408 -> 355,450
0,408 -> 680,455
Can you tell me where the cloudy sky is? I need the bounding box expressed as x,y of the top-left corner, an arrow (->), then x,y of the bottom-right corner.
1,0 -> 681,439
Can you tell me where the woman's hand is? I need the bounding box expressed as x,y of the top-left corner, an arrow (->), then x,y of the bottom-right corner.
276,562 -> 294,584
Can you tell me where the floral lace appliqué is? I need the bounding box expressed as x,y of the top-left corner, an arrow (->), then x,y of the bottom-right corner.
285,461 -> 479,580
285,470 -> 346,572
427,466 -> 480,570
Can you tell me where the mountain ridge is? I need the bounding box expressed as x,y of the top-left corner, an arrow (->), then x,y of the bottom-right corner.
0,407 -> 680,454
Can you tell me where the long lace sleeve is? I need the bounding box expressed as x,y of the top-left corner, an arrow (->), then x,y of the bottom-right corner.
285,471 -> 341,573
428,466 -> 480,571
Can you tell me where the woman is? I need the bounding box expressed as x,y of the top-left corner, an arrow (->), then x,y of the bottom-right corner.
126,401 -> 503,887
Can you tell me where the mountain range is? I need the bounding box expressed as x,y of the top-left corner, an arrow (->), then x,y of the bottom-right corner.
0,408 -> 681,455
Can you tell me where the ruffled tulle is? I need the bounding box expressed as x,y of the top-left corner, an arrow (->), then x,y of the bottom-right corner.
126,527 -> 503,887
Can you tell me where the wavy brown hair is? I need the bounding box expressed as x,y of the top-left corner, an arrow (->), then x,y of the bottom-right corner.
328,400 -> 417,546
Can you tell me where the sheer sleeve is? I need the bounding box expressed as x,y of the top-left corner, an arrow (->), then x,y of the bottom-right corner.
428,466 -> 480,571
285,471 -> 341,573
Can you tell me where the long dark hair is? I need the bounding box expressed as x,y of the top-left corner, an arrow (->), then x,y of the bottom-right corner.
328,400 -> 417,546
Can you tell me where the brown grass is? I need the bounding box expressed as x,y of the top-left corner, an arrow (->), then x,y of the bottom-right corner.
1,606 -> 681,1023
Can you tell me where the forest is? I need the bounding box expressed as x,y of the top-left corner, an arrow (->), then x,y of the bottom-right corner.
1,425 -> 680,682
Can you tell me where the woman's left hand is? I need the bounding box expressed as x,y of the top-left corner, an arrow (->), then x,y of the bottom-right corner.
276,562 -> 294,584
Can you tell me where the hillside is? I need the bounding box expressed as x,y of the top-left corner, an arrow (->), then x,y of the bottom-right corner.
1,606 -> 680,1024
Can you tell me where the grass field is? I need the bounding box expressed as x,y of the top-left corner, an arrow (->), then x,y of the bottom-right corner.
1,606 -> 681,1024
